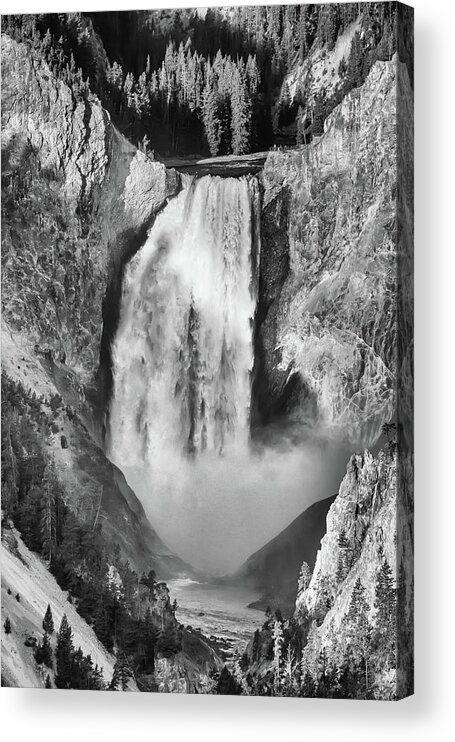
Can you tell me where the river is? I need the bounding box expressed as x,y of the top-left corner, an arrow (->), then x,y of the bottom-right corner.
167,578 -> 264,651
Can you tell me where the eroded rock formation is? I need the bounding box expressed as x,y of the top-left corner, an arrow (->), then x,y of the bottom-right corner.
258,58 -> 411,447
295,445 -> 413,698
2,33 -> 179,389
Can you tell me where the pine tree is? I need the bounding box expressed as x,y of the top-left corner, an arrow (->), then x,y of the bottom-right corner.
124,72 -> 136,111
40,464 -> 57,565
272,618 -> 284,695
251,629 -> 260,662
374,560 -> 396,627
297,561 -> 312,594
301,670 -> 315,697
70,646 -> 85,689
35,631 -> 53,669
110,650 -> 133,691
318,4 -> 340,51
1,424 -> 18,518
58,510 -> 81,590
312,93 -> 326,136
230,66 -> 251,155
55,614 -> 74,689
4,616 -> 12,634
45,674 -> 52,689
43,604 -> 54,634
202,77 -> 222,157
231,652 -> 250,695
90,664 -> 105,690
137,608 -> 158,673
93,602 -> 113,652
373,559 -> 396,670
344,579 -> 372,696
215,665 -> 242,695
346,31 -> 363,88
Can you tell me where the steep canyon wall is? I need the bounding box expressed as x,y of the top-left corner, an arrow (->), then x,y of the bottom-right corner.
2,30 -> 412,607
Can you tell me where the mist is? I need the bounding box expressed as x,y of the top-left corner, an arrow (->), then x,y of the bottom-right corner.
119,432 -> 356,575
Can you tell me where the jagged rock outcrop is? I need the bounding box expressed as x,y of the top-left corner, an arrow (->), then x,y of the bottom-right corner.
258,57 -> 412,446
1,32 -> 179,389
154,635 -> 223,694
295,445 -> 413,698
297,449 -> 399,617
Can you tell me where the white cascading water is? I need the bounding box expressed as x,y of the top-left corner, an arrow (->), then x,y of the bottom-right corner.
109,175 -> 259,464
108,174 -> 349,573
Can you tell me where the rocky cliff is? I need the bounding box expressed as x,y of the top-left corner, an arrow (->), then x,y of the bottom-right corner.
253,50 -> 413,698
295,445 -> 413,699
257,57 -> 410,447
2,32 -> 179,394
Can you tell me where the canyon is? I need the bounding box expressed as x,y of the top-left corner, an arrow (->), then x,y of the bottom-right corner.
1,8 -> 413,698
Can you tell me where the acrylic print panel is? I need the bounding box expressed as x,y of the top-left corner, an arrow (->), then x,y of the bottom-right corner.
0,3 -> 414,699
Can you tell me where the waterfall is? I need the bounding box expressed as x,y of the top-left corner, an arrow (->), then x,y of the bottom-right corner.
108,174 -> 350,574
109,175 -> 260,469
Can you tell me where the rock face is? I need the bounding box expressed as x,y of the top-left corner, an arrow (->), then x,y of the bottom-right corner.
1,33 -> 179,389
297,449 -> 398,618
258,57 -> 411,446
154,637 -> 223,694
295,445 -> 413,698
1,35 -> 109,207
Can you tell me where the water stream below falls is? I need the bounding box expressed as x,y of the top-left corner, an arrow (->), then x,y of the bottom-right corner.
167,578 -> 263,650
108,174 -> 349,575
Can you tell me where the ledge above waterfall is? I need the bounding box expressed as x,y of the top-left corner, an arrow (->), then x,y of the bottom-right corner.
161,151 -> 267,178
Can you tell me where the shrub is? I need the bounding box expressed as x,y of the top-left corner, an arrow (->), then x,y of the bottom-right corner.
34,633 -> 53,668
49,394 -> 62,414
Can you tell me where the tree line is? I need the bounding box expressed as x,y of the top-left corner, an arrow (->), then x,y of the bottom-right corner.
2,4 -> 398,157
4,601 -> 133,690
105,42 -> 261,156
